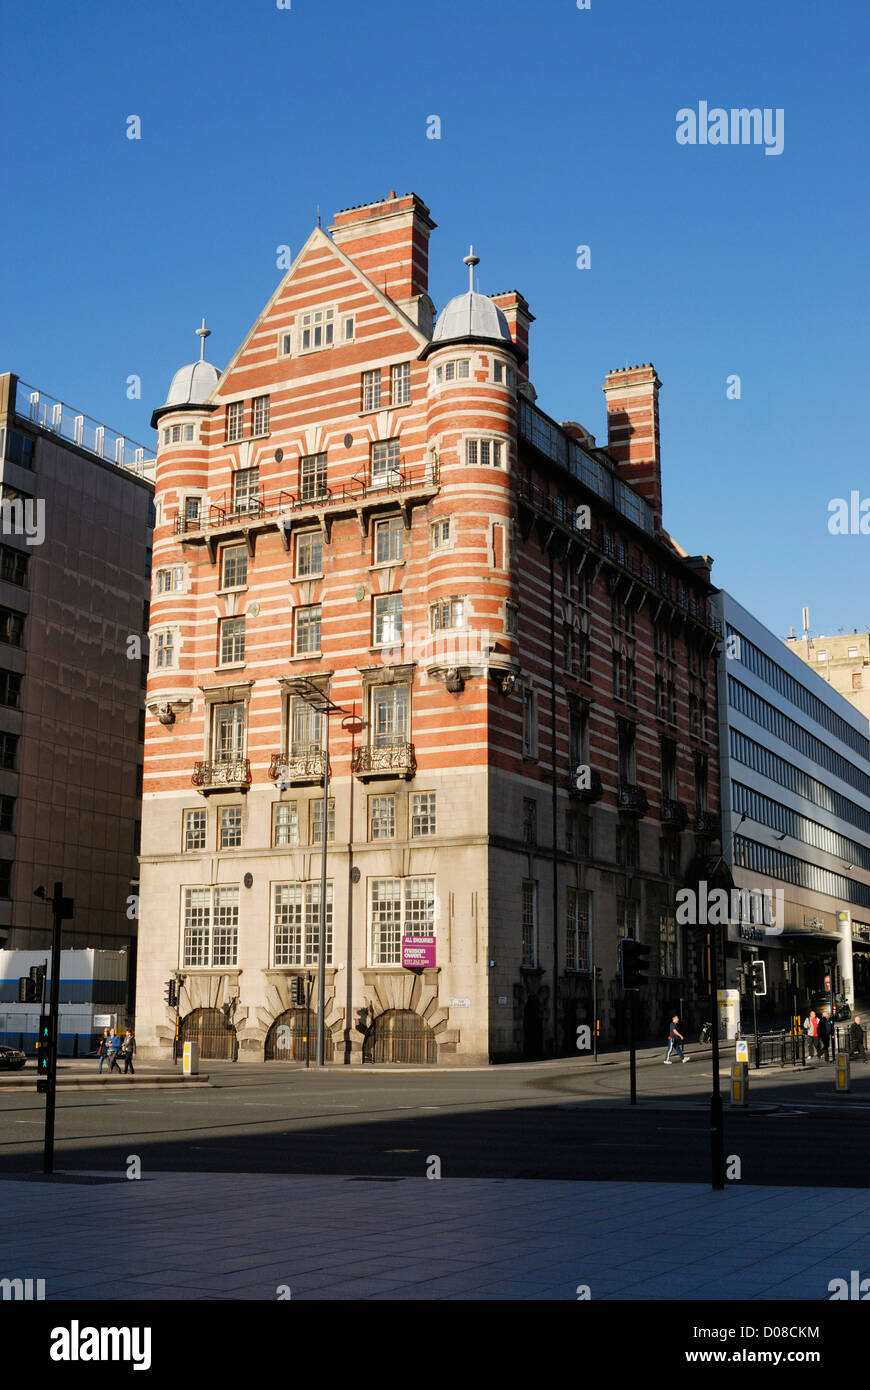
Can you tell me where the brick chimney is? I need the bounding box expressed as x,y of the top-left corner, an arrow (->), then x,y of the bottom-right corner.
329,192 -> 436,330
602,364 -> 662,526
491,291 -> 533,374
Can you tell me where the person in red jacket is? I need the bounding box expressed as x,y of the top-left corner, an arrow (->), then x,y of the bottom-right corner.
804,1009 -> 821,1059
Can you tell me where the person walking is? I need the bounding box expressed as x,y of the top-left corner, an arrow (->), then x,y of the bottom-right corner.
664,1016 -> 691,1064
848,1015 -> 867,1062
106,1027 -> 122,1073
120,1029 -> 136,1076
817,1008 -> 832,1062
97,1027 -> 109,1074
804,1009 -> 820,1060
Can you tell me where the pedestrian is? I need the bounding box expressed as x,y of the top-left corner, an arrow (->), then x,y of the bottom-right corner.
120,1029 -> 136,1076
664,1016 -> 691,1064
848,1016 -> 867,1063
817,1008 -> 832,1062
106,1027 -> 122,1073
804,1009 -> 819,1059
97,1027 -> 109,1074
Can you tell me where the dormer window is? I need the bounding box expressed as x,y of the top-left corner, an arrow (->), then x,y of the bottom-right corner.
299,307 -> 335,352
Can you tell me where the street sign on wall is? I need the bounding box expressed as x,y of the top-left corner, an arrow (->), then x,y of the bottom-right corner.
402,935 -> 436,968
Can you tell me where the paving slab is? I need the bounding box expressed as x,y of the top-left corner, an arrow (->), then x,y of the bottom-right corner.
1,1171 -> 867,1301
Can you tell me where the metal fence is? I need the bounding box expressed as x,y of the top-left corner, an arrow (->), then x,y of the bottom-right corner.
743,1024 -> 869,1067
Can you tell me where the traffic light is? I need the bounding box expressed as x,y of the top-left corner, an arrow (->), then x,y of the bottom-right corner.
164,980 -> 178,1008
750,959 -> 767,996
293,976 -> 306,1007
18,976 -> 35,1002
620,937 -> 651,990
36,1014 -> 53,1077
30,964 -> 46,1002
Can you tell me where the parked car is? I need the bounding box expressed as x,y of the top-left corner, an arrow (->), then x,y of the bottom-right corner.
0,1045 -> 26,1070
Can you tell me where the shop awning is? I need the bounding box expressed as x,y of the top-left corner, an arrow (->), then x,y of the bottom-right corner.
777,927 -> 842,942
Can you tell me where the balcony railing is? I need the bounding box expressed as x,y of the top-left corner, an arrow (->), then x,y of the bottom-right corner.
14,379 -> 155,477
695,810 -> 720,836
269,749 -> 328,786
352,742 -> 417,781
191,758 -> 251,792
174,457 -> 440,535
661,798 -> 689,830
617,782 -> 649,817
518,396 -> 654,535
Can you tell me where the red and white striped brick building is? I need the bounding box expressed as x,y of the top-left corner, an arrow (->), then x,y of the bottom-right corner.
135,191 -> 721,1064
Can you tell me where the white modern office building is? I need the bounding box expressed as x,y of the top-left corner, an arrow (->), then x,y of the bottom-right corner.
714,592 -> 870,1022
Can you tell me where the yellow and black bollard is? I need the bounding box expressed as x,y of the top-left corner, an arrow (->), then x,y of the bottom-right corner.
730,1060 -> 749,1107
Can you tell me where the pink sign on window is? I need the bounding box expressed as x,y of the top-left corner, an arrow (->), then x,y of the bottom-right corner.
402,935 -> 436,969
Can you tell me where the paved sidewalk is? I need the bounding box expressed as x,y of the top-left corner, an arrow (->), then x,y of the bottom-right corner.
2,1172 -> 867,1300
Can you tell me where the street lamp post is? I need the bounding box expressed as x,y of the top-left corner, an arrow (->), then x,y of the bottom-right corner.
283,677 -> 350,1067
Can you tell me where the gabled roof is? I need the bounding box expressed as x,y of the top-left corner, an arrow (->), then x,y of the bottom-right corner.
211,226 -> 431,396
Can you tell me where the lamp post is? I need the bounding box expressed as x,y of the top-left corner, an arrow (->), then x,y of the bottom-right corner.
282,677 -> 350,1066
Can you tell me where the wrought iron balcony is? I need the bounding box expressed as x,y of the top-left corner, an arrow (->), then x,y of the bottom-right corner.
695,810 -> 720,836
173,458 -> 440,543
191,758 -> 251,793
617,782 -> 649,817
661,798 -> 689,830
352,741 -> 417,781
569,768 -> 603,803
269,748 -> 328,786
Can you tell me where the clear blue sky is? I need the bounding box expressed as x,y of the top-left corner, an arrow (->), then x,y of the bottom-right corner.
2,0 -> 867,640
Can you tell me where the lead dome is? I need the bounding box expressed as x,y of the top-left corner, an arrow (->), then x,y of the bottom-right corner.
432,290 -> 512,347
164,359 -> 220,407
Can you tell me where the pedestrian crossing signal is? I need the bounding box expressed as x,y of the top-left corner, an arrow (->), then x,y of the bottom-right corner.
36,1016 -> 53,1075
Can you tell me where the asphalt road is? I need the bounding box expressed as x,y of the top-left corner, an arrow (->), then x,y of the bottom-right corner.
2,1051 -> 869,1186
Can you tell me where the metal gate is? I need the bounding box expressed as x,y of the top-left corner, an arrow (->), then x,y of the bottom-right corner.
179,1007 -> 237,1061
264,1007 -> 332,1062
362,1009 -> 436,1064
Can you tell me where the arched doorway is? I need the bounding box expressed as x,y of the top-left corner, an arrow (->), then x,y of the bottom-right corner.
264,1007 -> 332,1062
362,1009 -> 436,1064
180,1007 -> 237,1061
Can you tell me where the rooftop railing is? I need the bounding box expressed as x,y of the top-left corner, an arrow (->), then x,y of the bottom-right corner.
14,379 -> 155,477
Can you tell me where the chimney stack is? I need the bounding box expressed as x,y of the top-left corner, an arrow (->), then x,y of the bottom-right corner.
329,192 -> 436,331
602,364 -> 663,526
490,291 -> 533,375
